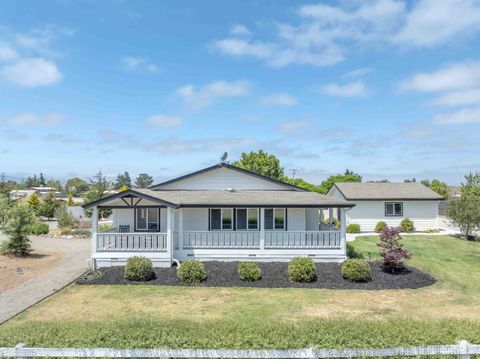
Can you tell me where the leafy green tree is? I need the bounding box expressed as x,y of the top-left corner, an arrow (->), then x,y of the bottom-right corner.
421,179 -> 449,200
284,177 -> 323,193
461,172 -> 480,197
448,193 -> 480,239
114,172 -> 131,189
66,177 -> 89,195
135,173 -> 154,188
85,171 -> 111,219
47,179 -> 63,192
0,173 -> 15,197
26,193 -> 42,215
24,175 -> 41,188
37,192 -> 61,220
233,150 -> 285,179
0,195 -> 11,229
318,170 -> 362,194
0,204 -> 35,256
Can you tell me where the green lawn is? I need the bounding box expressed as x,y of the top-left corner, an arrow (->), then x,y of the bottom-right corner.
1,235 -> 480,349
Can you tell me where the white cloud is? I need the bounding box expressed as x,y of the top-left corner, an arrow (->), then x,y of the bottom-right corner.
175,80 -> 250,110
6,113 -> 65,127
146,115 -> 183,128
343,67 -> 373,78
277,119 -> 311,133
0,58 -> 62,87
0,43 -> 18,62
394,0 -> 480,47
398,60 -> 480,93
121,56 -> 159,73
14,25 -> 75,57
432,107 -> 480,124
320,81 -> 369,97
260,93 -> 297,106
431,89 -> 480,106
213,39 -> 273,59
230,24 -> 251,37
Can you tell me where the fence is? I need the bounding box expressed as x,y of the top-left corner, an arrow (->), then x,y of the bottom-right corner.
1,341 -> 479,358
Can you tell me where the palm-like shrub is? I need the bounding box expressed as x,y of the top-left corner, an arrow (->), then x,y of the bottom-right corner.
342,259 -> 371,282
377,227 -> 411,273
288,257 -> 316,283
238,262 -> 262,282
375,221 -> 387,233
124,256 -> 154,281
400,218 -> 415,233
177,260 -> 207,284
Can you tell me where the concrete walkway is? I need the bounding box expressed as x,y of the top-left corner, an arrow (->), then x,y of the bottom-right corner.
0,235 -> 90,324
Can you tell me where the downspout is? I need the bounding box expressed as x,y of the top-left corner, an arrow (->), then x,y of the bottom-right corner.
171,206 -> 181,268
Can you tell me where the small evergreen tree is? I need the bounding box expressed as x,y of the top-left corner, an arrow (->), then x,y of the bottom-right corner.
0,204 -> 35,256
27,192 -> 42,215
135,173 -> 154,188
67,192 -> 75,206
85,171 -> 111,218
37,192 -> 61,220
39,173 -> 46,186
114,172 -> 131,189
377,227 -> 411,273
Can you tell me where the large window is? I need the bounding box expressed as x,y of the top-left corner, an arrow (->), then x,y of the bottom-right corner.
210,208 -> 233,230
264,208 -> 286,230
385,202 -> 403,217
236,208 -> 259,230
135,208 -> 159,231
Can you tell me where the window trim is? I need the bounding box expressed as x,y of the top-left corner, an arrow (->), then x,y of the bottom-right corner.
385,202 -> 403,217
264,207 -> 287,231
209,208 -> 234,231
235,208 -> 260,231
134,207 -> 160,232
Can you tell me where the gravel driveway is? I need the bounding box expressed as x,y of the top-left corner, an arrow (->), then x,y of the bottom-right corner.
0,234 -> 90,324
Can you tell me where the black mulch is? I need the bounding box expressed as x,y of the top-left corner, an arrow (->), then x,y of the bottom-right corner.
76,261 -> 436,290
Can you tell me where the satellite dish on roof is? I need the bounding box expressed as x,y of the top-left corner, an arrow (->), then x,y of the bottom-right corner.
220,152 -> 228,163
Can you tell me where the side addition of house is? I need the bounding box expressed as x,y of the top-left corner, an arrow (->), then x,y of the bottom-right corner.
84,163 -> 354,268
328,182 -> 443,232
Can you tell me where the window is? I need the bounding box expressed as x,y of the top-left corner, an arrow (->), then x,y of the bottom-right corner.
236,208 -> 259,230
135,208 -> 159,231
385,202 -> 403,216
210,208 -> 233,230
264,208 -> 286,230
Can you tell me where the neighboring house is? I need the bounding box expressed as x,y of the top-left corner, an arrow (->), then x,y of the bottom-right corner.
328,182 -> 443,232
10,186 -> 61,200
84,163 -> 354,268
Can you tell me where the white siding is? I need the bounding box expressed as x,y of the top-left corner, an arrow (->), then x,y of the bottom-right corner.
346,200 -> 439,232
182,208 -> 209,231
305,208 -> 319,230
112,208 -> 135,231
287,208 -> 306,230
156,167 -> 290,190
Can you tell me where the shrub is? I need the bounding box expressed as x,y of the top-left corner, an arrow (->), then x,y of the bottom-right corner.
375,221 -> 387,233
288,257 -> 316,283
55,206 -> 78,229
425,228 -> 440,233
98,223 -> 113,232
177,260 -> 206,284
61,227 -> 72,235
400,218 -> 415,233
238,262 -> 262,282
346,224 -> 361,233
341,259 -> 371,282
124,256 -> 154,281
71,229 -> 91,237
0,204 -> 35,256
346,242 -> 364,259
377,227 -> 411,273
30,222 -> 49,235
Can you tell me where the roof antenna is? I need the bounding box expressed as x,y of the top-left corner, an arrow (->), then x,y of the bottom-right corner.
220,152 -> 228,164
290,168 -> 298,179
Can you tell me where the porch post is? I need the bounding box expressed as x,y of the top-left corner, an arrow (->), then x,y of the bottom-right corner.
340,208 -> 347,258
178,208 -> 184,251
91,206 -> 98,269
260,208 -> 265,251
167,207 -> 172,261
328,208 -> 333,226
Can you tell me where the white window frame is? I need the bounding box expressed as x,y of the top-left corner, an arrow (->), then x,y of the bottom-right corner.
210,208 -> 234,231
135,208 -> 159,231
236,208 -> 259,231
265,208 -> 286,231
385,202 -> 403,217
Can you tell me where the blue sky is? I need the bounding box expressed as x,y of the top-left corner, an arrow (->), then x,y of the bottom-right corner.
1,0 -> 480,185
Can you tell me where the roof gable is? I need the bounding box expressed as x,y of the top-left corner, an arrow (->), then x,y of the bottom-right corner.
330,182 -> 444,200
150,163 -> 304,191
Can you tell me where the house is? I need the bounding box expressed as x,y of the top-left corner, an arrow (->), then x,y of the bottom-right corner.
328,182 -> 443,232
10,186 -> 61,201
83,163 -> 354,268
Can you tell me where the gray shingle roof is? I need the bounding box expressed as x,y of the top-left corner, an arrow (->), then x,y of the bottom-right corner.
332,182 -> 444,200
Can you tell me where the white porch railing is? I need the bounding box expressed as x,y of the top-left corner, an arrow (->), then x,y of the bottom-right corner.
265,231 -> 341,249
96,232 -> 168,252
183,231 -> 260,249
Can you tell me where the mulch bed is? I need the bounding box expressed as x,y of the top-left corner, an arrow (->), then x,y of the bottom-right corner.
77,261 -> 435,290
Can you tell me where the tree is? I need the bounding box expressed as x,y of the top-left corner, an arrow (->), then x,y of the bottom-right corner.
47,179 -> 63,192
26,193 -> 42,215
24,175 -> 41,188
318,170 -> 362,194
0,173 -> 14,197
421,179 -> 449,200
0,195 -> 11,229
67,192 -> 75,206
85,171 -> 111,219
114,172 -> 131,189
377,227 -> 411,273
448,193 -> 480,239
405,178 -> 417,183
135,173 -> 154,188
0,204 -> 35,256
37,192 -> 61,220
461,172 -> 480,197
66,177 -> 89,195
284,177 -> 323,193
233,150 -> 285,179
39,173 -> 46,186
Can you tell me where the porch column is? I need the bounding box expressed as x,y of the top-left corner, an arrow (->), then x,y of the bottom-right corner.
178,208 -> 184,251
91,206 -> 98,269
340,208 -> 347,258
167,207 -> 172,260
260,208 -> 265,251
329,208 -> 334,226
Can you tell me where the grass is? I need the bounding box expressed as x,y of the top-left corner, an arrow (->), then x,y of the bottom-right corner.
1,235 -> 479,349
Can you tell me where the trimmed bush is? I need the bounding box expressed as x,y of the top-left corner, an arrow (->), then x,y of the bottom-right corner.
238,262 -> 262,282
288,257 -> 316,283
400,218 -> 415,233
375,221 -> 387,233
346,242 -> 364,259
341,259 -> 371,282
177,260 -> 206,284
346,224 -> 361,233
124,256 -> 154,281
30,222 -> 49,235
